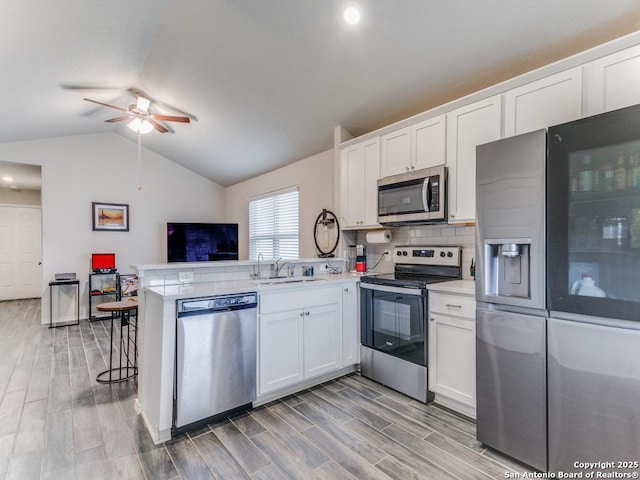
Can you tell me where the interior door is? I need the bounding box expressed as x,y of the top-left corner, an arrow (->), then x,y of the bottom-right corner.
0,206 -> 42,300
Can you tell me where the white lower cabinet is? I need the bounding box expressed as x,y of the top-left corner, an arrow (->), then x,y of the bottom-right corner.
429,290 -> 476,418
258,285 -> 349,397
341,281 -> 359,366
259,310 -> 304,394
303,304 -> 341,378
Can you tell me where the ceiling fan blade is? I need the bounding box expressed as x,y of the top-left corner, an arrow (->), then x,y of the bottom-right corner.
148,119 -> 169,133
151,114 -> 191,123
83,98 -> 128,112
104,115 -> 131,123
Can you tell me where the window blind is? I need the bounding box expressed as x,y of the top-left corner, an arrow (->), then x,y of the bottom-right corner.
249,186 -> 299,260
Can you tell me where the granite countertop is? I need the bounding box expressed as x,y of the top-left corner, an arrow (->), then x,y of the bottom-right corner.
427,279 -> 476,296
145,272 -> 362,301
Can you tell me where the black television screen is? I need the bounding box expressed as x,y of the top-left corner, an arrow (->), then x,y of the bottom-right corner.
167,223 -> 239,262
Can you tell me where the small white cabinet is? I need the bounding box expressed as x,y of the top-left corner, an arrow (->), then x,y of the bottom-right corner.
380,115 -> 446,177
504,66 -> 583,137
585,44 -> 640,116
258,285 -> 342,396
428,287 -> 476,418
341,281 -> 359,366
340,137 -> 380,229
303,304 -> 341,378
446,96 -> 502,224
259,310 -> 304,393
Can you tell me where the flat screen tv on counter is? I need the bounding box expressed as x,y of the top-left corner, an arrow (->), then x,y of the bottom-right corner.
167,223 -> 239,262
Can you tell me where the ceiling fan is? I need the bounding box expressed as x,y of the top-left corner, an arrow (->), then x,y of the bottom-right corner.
83,92 -> 190,134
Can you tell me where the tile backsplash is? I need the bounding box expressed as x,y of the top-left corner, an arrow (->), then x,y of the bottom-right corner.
356,224 -> 476,279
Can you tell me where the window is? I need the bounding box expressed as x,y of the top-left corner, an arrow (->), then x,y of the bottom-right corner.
249,186 -> 299,260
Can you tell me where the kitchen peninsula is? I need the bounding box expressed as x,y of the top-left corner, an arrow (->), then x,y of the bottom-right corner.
131,258 -> 359,444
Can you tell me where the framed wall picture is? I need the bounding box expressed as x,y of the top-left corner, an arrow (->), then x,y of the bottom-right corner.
92,202 -> 129,232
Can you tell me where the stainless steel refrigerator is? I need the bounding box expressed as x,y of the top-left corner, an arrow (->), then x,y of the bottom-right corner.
475,129 -> 548,471
546,105 -> 640,473
476,105 -> 640,474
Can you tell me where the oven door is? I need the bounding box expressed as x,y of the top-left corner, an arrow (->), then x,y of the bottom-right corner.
360,282 -> 427,366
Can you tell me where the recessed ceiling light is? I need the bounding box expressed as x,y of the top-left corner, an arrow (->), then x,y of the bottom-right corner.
343,4 -> 361,25
2,176 -> 13,182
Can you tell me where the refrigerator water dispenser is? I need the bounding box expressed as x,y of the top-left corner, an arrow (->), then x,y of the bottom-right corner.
483,241 -> 531,299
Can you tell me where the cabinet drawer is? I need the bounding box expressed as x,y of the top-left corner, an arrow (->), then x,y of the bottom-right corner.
429,292 -> 475,318
260,286 -> 340,314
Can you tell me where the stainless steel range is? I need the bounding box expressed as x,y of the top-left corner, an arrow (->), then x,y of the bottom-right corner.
359,245 -> 462,402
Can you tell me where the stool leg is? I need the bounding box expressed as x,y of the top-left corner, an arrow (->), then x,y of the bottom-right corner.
108,315 -> 114,383
133,310 -> 138,374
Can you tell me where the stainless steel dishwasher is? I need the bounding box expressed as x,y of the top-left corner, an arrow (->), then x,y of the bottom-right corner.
174,292 -> 257,431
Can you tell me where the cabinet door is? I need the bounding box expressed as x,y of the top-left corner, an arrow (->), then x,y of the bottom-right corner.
303,303 -> 341,379
412,115 -> 446,170
504,67 -> 583,137
362,137 -> 381,227
340,138 -> 380,229
341,282 -> 359,366
586,44 -> 640,116
381,126 -> 412,177
446,95 -> 502,223
340,144 -> 365,228
259,311 -> 303,395
429,312 -> 475,414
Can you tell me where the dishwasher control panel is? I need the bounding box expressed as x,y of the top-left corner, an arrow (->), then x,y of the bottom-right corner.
177,292 -> 257,313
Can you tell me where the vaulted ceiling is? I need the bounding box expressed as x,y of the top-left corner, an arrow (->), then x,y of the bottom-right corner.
3,1 -> 640,186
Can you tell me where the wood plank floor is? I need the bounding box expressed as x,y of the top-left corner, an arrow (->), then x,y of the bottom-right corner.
0,298 -> 530,480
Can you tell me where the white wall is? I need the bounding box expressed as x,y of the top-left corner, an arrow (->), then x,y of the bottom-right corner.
0,132 -> 225,322
224,149 -> 335,259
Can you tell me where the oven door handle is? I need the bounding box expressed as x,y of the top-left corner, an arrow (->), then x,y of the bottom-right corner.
360,282 -> 423,296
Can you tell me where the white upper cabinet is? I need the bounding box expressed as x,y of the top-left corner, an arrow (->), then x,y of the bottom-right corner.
380,126 -> 411,177
340,137 -> 380,229
446,95 -> 502,224
586,44 -> 640,116
504,67 -> 583,137
380,115 -> 446,177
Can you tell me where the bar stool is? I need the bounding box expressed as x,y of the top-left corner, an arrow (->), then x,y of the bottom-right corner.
95,300 -> 138,383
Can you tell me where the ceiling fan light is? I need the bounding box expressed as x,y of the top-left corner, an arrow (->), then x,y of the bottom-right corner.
136,96 -> 151,112
127,118 -> 154,134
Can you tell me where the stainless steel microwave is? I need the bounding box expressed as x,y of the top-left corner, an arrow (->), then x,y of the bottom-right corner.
377,165 -> 447,225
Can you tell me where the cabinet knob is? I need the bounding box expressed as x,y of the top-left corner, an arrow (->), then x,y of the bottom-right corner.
344,288 -> 349,292
405,166 -> 410,171
445,304 -> 462,309
411,165 -> 415,170
305,311 -> 310,316
450,214 -> 455,219
430,317 -> 435,322
300,312 -> 304,317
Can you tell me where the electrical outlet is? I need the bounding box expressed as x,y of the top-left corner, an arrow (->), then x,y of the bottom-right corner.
383,249 -> 391,261
178,271 -> 194,283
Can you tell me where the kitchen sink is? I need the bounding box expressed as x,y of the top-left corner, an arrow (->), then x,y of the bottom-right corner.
251,277 -> 327,285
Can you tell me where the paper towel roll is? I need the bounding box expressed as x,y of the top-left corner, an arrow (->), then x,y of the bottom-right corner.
366,229 -> 392,244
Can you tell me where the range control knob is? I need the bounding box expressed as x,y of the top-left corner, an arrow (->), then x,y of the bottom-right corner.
447,252 -> 453,257
396,251 -> 402,256
440,251 -> 446,257
402,251 -> 408,256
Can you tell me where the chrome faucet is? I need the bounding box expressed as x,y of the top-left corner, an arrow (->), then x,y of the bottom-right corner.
255,252 -> 264,279
272,257 -> 290,278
